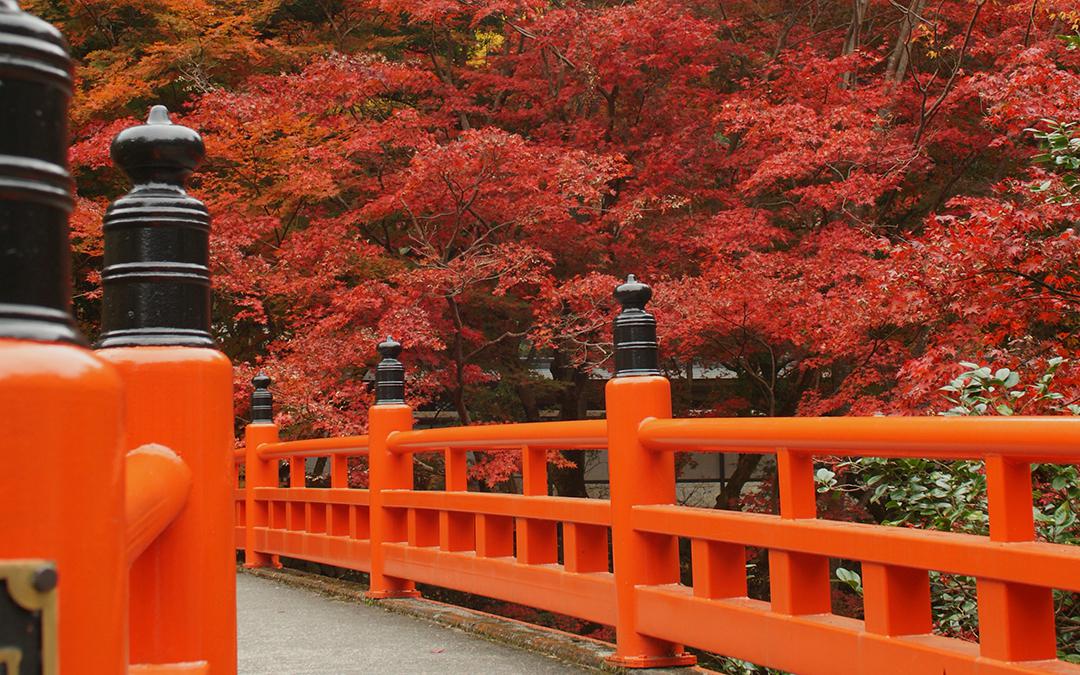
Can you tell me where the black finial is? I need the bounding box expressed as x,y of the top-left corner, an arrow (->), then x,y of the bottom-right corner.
375,336 -> 405,405
96,105 -> 213,348
251,373 -> 274,423
0,0 -> 82,344
612,274 -> 660,377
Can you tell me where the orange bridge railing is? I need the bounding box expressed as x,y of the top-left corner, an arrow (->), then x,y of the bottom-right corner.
235,285 -> 1080,675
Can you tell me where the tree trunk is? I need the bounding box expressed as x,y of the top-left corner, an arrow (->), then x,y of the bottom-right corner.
549,348 -> 589,497
715,453 -> 764,510
841,0 -> 870,87
886,0 -> 925,83
446,296 -> 472,426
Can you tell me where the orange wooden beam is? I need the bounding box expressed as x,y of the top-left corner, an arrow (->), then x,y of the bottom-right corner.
125,443 -> 192,563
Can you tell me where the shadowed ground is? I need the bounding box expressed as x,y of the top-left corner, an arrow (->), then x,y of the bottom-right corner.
237,573 -> 590,674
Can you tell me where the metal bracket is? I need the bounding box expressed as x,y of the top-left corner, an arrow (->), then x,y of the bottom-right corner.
0,560 -> 58,675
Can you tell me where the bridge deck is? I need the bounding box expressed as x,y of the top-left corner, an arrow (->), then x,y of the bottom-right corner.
237,573 -> 588,674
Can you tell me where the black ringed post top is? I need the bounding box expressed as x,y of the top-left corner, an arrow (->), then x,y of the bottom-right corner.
251,373 -> 273,423
613,274 -> 660,377
96,105 -> 213,348
375,336 -> 406,405
0,0 -> 82,344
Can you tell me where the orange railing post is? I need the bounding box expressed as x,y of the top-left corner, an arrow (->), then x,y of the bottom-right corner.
977,456 -> 1057,661
769,448 -> 831,614
605,276 -> 695,668
244,374 -> 281,568
95,108 -> 236,673
0,5 -> 128,670
367,337 -> 421,598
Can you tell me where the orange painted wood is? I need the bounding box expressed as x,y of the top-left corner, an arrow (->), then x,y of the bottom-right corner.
476,514 -> 515,558
637,416 -> 1080,463
253,487 -> 370,505
289,457 -> 304,488
366,404 -> 420,598
244,423 -> 280,569
382,543 -> 616,626
690,539 -> 746,599
605,375 -> 694,667
631,505 -> 1080,592
862,563 -> 932,636
328,504 -> 350,537
129,663 -> 208,674
0,340 -> 128,673
307,502 -> 327,534
381,490 -> 611,525
517,446 -> 558,564
100,346 -> 236,674
771,449 -> 830,615
978,457 -> 1057,662
125,444 -> 192,563
331,455 -> 349,488
258,435 -> 369,460
408,508 -> 439,547
238,403 -> 1080,673
440,448 -> 475,552
634,585 -> 1010,675
253,527 -> 372,573
387,420 -> 607,453
564,523 -> 609,574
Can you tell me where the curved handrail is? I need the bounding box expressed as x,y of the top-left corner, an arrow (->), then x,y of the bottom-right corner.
637,415 -> 1080,462
257,435 -> 369,460
386,420 -> 607,454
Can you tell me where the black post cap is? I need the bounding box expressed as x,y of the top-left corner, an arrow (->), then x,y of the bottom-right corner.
612,274 -> 660,377
96,105 -> 213,348
251,373 -> 274,423
374,336 -> 405,405
0,0 -> 82,344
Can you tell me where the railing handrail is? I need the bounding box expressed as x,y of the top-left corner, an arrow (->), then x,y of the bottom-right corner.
386,419 -> 607,453
233,283 -> 1080,673
638,415 -> 1080,462
257,435 -> 370,460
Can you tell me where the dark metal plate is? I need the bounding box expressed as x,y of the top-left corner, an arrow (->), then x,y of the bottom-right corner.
0,561 -> 57,675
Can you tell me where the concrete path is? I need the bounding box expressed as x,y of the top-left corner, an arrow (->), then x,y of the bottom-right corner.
237,573 -> 590,674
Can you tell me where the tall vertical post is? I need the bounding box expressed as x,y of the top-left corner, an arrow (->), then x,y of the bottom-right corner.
0,2 -> 127,671
94,107 -> 236,673
367,337 -> 421,598
244,374 -> 281,568
605,275 -> 695,667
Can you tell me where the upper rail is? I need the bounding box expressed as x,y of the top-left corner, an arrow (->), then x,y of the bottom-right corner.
638,416 -> 1080,462
386,420 -> 607,453
257,435 -> 369,460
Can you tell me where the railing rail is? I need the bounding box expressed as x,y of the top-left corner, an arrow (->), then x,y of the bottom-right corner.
233,279 -> 1080,674
258,435 -> 370,460
386,420 -> 607,453
639,415 -> 1080,461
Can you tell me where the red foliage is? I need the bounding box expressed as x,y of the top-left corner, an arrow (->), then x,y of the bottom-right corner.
36,0 -> 1080,466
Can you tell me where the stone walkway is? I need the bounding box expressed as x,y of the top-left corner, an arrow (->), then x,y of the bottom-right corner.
237,573 -> 590,674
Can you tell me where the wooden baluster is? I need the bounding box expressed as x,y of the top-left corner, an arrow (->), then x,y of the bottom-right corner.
977,456 -> 1056,661
440,447 -> 475,551
563,523 -> 609,573
517,446 -> 558,564
691,540 -> 746,599
769,449 -> 830,614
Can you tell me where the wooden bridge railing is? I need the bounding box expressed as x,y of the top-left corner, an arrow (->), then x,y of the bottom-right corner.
236,280 -> 1080,674
4,3 -> 1076,672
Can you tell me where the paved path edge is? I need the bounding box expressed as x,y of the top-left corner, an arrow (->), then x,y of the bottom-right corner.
237,566 -> 710,674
